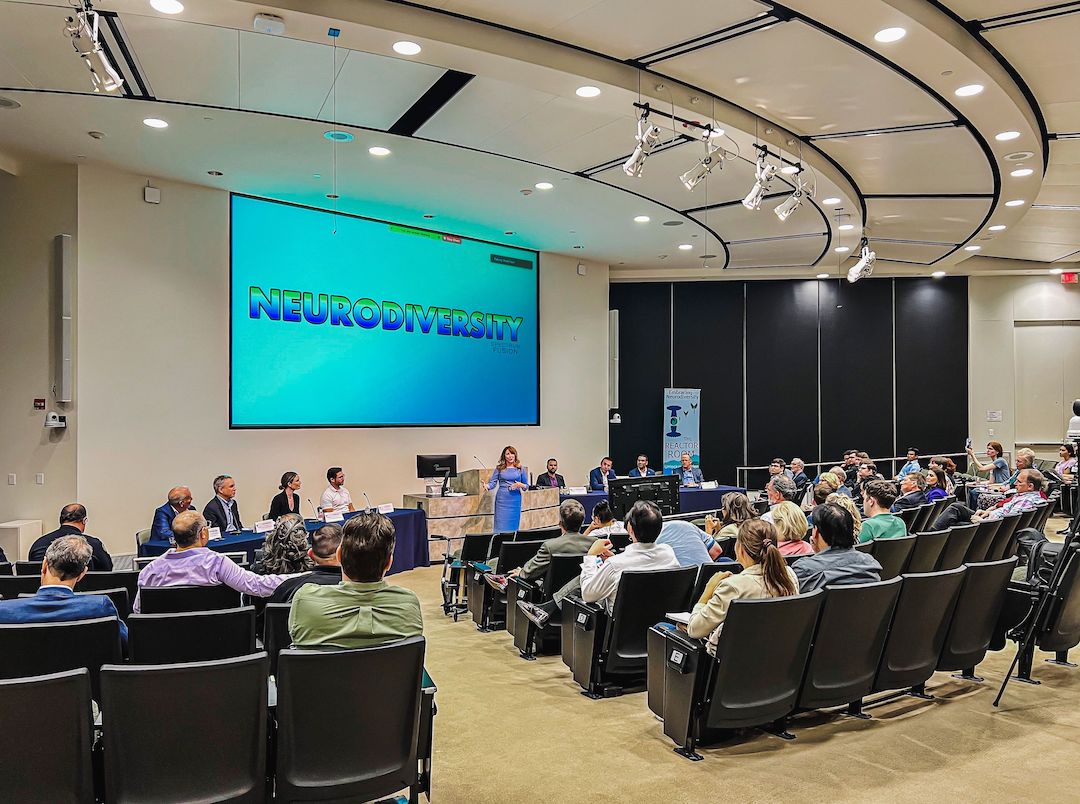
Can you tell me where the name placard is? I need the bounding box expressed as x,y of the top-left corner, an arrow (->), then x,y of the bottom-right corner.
377,503 -> 394,514
700,480 -> 718,490
207,526 -> 222,540
567,486 -> 589,495
253,519 -> 274,533
325,511 -> 345,523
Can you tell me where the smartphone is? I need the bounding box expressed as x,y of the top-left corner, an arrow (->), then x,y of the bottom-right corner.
965,437 -> 972,450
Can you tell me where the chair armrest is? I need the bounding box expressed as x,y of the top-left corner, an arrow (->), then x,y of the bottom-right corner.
563,595 -> 604,632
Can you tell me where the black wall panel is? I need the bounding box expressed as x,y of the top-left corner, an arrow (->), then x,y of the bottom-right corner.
607,283 -> 671,477
819,278 -> 894,461
744,281 -> 820,466
894,276 -> 968,458
672,282 -> 744,485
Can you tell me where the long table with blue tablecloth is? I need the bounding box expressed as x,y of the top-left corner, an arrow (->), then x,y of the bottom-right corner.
138,507 -> 429,576
560,486 -> 747,521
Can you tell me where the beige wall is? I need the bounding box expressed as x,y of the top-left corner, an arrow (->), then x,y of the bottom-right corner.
76,165 -> 610,553
0,162 -> 79,532
969,274 -> 1080,457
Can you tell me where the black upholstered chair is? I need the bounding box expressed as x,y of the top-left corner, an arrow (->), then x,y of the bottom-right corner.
905,530 -> 950,574
138,584 -> 242,614
511,553 -> 587,659
466,540 -> 543,632
897,506 -> 919,532
0,574 -> 41,599
964,519 -> 1001,564
439,532 -> 491,619
986,514 -> 1022,562
13,560 -> 40,576
77,570 -> 140,607
0,562 -> 12,576
263,602 -> 292,676
100,653 -> 268,803
515,525 -> 563,540
937,523 -> 979,571
871,535 -> 916,581
0,616 -> 121,700
937,557 -> 1017,681
910,504 -> 936,535
690,562 -> 743,603
128,606 -> 256,664
77,587 -> 131,620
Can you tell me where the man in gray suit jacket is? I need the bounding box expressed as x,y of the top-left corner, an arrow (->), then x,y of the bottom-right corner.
508,499 -> 591,581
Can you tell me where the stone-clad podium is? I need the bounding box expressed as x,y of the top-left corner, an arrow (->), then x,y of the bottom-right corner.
403,468 -> 559,562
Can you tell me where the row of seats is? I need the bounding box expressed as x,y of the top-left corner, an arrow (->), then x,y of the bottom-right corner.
0,640 -> 434,803
0,551 -> 249,578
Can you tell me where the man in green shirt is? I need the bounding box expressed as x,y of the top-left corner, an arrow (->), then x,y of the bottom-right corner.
289,512 -> 423,649
858,479 -> 908,543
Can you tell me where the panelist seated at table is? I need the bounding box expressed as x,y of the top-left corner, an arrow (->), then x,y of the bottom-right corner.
676,452 -> 704,487
203,475 -> 243,534
535,458 -> 566,489
321,466 -> 356,515
628,454 -> 657,478
268,471 -> 303,520
151,486 -> 194,542
134,511 -> 296,613
589,456 -> 617,491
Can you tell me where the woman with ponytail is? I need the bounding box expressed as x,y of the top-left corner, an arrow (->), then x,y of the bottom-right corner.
686,518 -> 798,656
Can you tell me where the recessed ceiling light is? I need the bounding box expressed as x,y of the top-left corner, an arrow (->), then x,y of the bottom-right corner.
150,0 -> 184,13
207,170 -> 222,176
995,130 -> 1021,141
874,27 -> 906,43
325,193 -> 339,200
368,146 -> 391,156
988,224 -> 1007,231
575,85 -> 601,98
816,273 -> 830,279
393,41 -> 421,55
324,130 -> 353,142
834,246 -> 850,253
678,244 -> 693,250
1004,199 -> 1025,207
1005,151 -> 1035,161
699,254 -> 718,259
1050,267 -> 1064,275
838,223 -> 855,231
87,130 -> 105,139
633,215 -> 650,223
1010,167 -> 1033,177
931,271 -> 947,278
964,245 -> 981,251
534,181 -> 554,190
0,96 -> 22,110
823,197 -> 841,205
142,117 -> 168,129
662,220 -> 683,226
955,84 -> 984,97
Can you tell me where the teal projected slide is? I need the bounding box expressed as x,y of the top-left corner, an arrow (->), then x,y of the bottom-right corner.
230,195 -> 539,427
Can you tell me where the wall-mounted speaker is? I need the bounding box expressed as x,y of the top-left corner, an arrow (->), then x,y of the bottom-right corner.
608,309 -> 619,409
55,234 -> 73,404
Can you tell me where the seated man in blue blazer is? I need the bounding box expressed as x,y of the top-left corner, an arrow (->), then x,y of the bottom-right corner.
628,454 -> 656,478
588,457 -> 617,491
676,452 -> 704,487
0,534 -> 127,645
151,485 -> 194,542
891,471 -> 928,512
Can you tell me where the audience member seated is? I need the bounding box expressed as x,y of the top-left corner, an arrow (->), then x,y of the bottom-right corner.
677,452 -> 704,487
826,492 -> 862,542
932,468 -> 1047,530
581,500 -> 627,540
761,475 -> 797,523
829,466 -> 853,498
519,500 -> 678,628
28,503 -> 113,571
251,514 -> 314,575
973,448 -> 1033,510
0,535 -> 128,645
770,501 -> 814,557
929,456 -> 956,492
629,453 -> 657,477
686,519 -> 798,655
891,471 -> 928,512
925,468 -> 949,503
804,483 -> 833,524
500,499 -> 591,582
588,456 -> 617,491
1056,444 -> 1077,480
792,503 -> 882,593
790,457 -> 808,490
853,461 -> 882,501
135,511 -> 294,612
151,486 -> 193,542
289,512 -> 422,649
842,449 -> 860,487
202,474 -> 243,534
705,492 -> 757,540
966,440 -> 1011,485
535,458 -> 566,488
857,480 -> 907,543
269,524 -> 344,604
895,447 -> 922,480
657,520 -> 718,567
267,471 -> 303,520
767,457 -> 792,480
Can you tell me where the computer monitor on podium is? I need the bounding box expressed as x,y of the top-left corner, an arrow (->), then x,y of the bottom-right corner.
417,454 -> 457,496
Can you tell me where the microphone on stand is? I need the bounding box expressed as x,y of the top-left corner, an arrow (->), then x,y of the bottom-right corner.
474,455 -> 489,470
307,498 -> 322,522
361,491 -> 373,512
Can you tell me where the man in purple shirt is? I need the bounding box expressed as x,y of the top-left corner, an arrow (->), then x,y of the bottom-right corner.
135,510 -> 295,612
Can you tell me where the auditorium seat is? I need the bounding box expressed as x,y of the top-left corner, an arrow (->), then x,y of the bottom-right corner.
870,535 -> 916,580
964,519 -> 1001,564
439,532 -> 490,619
263,602 -> 291,677
986,514 -> 1022,562
897,506 -> 919,532
516,525 -> 562,540
133,557 -> 155,569
0,562 -> 12,576
0,616 -> 121,699
76,570 -> 140,608
13,560 -> 39,576
128,606 -> 256,664
276,638 -> 426,802
937,523 -> 978,571
100,653 -> 268,803
0,669 -> 94,804
937,557 -> 1017,681
910,504 -> 936,535
690,561 -> 743,603
0,574 -> 40,599
79,587 -> 131,620
510,553 -> 585,659
906,530 -> 950,573
466,539 -> 542,631
138,584 -> 242,613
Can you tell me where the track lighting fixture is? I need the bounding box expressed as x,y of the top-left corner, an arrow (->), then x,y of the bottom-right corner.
680,133 -> 726,191
774,169 -> 812,222
742,146 -> 777,210
623,107 -> 663,178
846,238 -> 875,283
65,1 -> 124,93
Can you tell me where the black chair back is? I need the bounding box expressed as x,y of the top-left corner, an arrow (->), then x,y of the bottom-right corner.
0,617 -> 121,699
77,587 -> 131,620
544,554 -> 588,603
855,541 -> 874,554
133,557 -> 156,569
264,602 -> 292,676
604,567 -> 696,675
938,557 -> 1017,672
76,570 -> 140,606
608,532 -> 633,551
713,536 -> 736,560
13,561 -> 39,576
871,535 -> 916,581
798,578 -> 902,710
129,606 -> 256,664
691,562 -> 743,604
1014,507 -> 1040,534
937,524 -> 979,571
964,519 -> 1001,564
100,653 -> 268,803
0,562 -> 12,576
457,533 -> 492,564
486,532 -> 517,561
138,584 -> 242,613
0,575 -> 40,599
516,525 -> 563,540
704,590 -> 824,730
897,506 -> 919,531
1034,502 -> 1056,534
986,514 -> 1022,562
276,638 -> 425,802
906,530 -> 949,573
910,504 -> 936,535
873,568 -> 965,692
0,669 -> 94,804
1038,544 -> 1080,654
494,540 -> 544,573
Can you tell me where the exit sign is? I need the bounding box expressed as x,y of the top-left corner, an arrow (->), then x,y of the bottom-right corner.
1061,272 -> 1078,284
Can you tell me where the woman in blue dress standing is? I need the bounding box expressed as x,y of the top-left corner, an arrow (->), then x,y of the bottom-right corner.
487,445 -> 529,533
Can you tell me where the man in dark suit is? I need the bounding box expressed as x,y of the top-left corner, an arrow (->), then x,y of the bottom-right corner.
0,534 -> 127,644
588,456 -> 617,491
535,458 -> 566,489
891,471 -> 928,512
269,524 -> 344,604
203,474 -> 243,533
151,485 -> 193,542
28,503 -> 113,571
628,454 -> 656,478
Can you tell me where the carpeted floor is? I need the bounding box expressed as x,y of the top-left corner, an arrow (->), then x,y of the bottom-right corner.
392,517 -> 1080,804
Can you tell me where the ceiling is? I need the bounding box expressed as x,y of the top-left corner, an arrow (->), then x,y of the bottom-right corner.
0,0 -> 1075,279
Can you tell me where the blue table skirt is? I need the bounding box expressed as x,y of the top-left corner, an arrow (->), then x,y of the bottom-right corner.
561,486 -> 746,521
138,508 -> 430,576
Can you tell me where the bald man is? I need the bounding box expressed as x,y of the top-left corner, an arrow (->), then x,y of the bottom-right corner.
151,486 -> 194,542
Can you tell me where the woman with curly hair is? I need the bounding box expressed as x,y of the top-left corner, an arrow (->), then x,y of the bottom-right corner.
253,513 -> 314,575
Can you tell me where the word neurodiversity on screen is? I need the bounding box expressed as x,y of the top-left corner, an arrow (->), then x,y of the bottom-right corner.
248,287 -> 524,342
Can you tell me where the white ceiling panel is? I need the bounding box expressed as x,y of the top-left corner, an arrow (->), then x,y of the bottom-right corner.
418,76 -> 556,150
981,240 -> 1080,262
314,49 -> 445,131
726,236 -> 827,268
1006,210 -> 1080,244
818,126 -> 992,195
0,2 -> 106,93
865,197 -> 992,243
660,20 -> 952,136
238,32 -> 341,120
869,241 -> 953,264
690,197 -> 827,242
939,1 -> 1059,21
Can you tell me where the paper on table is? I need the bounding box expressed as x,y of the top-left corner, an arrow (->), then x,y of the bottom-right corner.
664,611 -> 691,625
253,519 -> 274,533
377,503 -> 394,514
325,511 -> 345,523
207,526 -> 222,540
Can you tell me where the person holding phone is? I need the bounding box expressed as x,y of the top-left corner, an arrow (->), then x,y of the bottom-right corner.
487,445 -> 529,533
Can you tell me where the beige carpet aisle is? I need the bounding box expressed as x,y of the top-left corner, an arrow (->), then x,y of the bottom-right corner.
392,526 -> 1080,804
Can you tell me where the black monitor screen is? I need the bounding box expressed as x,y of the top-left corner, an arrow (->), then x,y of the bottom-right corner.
608,474 -> 680,519
417,454 -> 457,479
